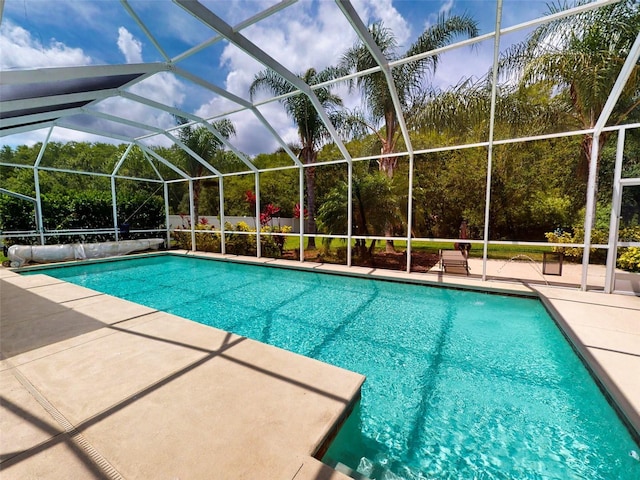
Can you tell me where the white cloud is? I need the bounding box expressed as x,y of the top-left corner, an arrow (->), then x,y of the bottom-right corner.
440,0 -> 455,16
195,95 -> 283,156
115,29 -> 186,109
49,125 -> 127,145
354,0 -> 412,46
424,0 -> 459,30
132,72 -> 186,107
87,71 -> 186,147
193,0 -> 413,156
430,41 -> 494,90
0,20 -> 91,69
117,27 -> 143,64
195,2 -> 353,156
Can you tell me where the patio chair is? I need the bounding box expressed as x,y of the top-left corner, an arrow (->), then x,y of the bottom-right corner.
440,249 -> 469,275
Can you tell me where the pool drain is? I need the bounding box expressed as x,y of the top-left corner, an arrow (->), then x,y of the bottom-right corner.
8,363 -> 125,480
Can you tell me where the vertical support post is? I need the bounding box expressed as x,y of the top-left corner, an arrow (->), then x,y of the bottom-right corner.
219,176 -> 226,254
34,201 -> 44,244
347,161 -> 353,267
299,166 -> 305,262
111,143 -> 134,243
111,176 -> 119,241
482,0 -> 503,280
406,153 -> 415,272
604,129 -> 625,293
33,127 -> 52,246
33,168 -> 45,245
581,133 -> 600,290
255,172 -> 261,258
164,182 -> 171,248
189,179 -> 196,251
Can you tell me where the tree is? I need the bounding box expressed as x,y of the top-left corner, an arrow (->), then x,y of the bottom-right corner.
249,67 -> 345,249
341,16 -> 478,252
175,118 -> 235,221
411,79 -> 586,241
500,0 -> 640,185
340,15 -> 478,180
414,78 -> 573,142
316,171 -> 400,259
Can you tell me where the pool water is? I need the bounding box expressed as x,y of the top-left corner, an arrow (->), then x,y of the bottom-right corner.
28,255 -> 639,479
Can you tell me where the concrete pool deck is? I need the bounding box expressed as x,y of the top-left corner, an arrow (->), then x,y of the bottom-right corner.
0,267 -> 363,480
1,252 -> 639,479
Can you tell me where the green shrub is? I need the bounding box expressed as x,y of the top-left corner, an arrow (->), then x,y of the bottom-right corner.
545,227 -> 608,262
224,221 -> 256,255
172,220 -> 287,258
546,225 -> 640,266
195,223 -> 221,252
617,247 -> 640,272
1,190 -> 164,246
261,225 -> 291,257
172,229 -> 191,249
613,227 -> 640,272
618,226 -> 640,243
172,222 -> 223,253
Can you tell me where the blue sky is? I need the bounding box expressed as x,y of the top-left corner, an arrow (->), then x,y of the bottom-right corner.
1,0 -> 554,156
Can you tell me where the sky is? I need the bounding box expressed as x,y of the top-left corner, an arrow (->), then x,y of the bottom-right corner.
0,0 -> 557,157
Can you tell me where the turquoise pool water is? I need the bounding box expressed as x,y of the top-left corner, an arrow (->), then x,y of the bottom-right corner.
27,255 -> 639,479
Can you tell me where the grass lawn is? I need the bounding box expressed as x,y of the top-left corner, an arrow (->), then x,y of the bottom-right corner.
282,237 -> 555,262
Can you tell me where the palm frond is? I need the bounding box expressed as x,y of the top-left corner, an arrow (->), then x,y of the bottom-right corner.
405,13 -> 478,72
249,69 -> 295,101
249,66 -> 345,154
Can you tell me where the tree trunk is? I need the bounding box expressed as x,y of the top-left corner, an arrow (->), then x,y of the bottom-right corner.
379,139 -> 397,253
378,113 -> 398,179
578,135 -> 592,186
304,148 -> 317,249
579,132 -> 608,225
379,157 -> 397,179
193,179 -> 201,225
356,193 -> 371,259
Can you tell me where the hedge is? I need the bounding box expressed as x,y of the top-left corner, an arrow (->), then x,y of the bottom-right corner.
0,191 -> 165,245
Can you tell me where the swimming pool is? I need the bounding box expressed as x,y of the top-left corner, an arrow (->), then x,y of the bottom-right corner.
26,254 -> 639,479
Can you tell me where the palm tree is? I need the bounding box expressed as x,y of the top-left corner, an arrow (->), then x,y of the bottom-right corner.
340,15 -> 479,180
500,0 -> 640,184
249,67 -> 345,249
176,118 -> 236,221
341,16 -> 478,253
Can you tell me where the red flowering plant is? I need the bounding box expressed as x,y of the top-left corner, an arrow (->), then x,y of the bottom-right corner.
245,190 -> 260,228
172,214 -> 219,252
260,203 -> 288,254
177,213 -> 210,228
245,190 -> 281,225
178,212 -> 190,228
260,203 -> 281,226
241,190 -> 291,256
293,203 -> 309,220
244,190 -> 256,210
